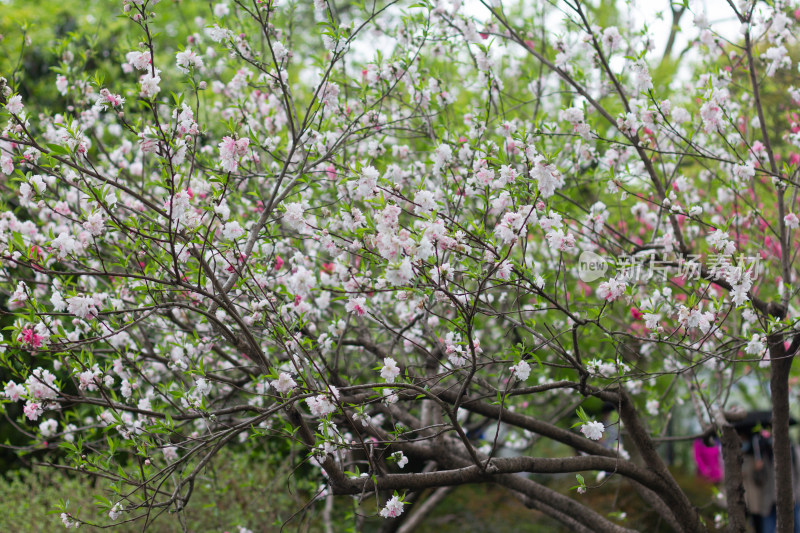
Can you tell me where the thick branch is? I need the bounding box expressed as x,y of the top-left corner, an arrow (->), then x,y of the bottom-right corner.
330,455 -> 661,495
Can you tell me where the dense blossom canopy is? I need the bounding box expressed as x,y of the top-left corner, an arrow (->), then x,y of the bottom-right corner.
2,0 -> 800,530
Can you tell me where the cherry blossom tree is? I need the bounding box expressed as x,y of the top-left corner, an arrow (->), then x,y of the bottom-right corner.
2,0 -> 800,531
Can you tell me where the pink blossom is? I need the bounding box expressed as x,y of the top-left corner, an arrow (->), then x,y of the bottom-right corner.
597,278 -> 627,302
66,295 -> 99,320
95,88 -> 125,110
61,513 -> 79,529
306,394 -> 336,417
55,75 -> 68,94
4,381 -> 25,401
205,24 -> 231,43
271,372 -> 296,394
9,281 -> 28,305
79,365 -> 103,391
125,50 -> 152,71
1,155 -> 13,175
218,136 -> 250,172
139,68 -> 162,98
83,212 -> 105,236
356,165 -> 379,198
176,48 -> 204,73
173,104 -> 199,135
19,327 -> 44,348
379,495 -> 405,518
5,95 -> 24,115
162,446 -> 179,462
138,127 -> 160,153
496,260 -> 513,280
325,164 -> 337,180
222,221 -> 245,240
23,402 -> 43,421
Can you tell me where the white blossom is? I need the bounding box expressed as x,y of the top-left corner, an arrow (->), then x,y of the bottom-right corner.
580,420 -> 605,441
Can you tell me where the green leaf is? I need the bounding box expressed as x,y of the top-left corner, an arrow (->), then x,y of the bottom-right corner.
46,143 -> 69,155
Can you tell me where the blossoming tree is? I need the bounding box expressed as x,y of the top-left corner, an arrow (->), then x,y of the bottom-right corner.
2,0 -> 800,531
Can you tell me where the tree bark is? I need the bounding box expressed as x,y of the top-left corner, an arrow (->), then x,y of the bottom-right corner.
631,481 -> 686,533
609,389 -> 707,533
769,331 -> 795,533
511,489 -> 598,533
718,422 -> 747,533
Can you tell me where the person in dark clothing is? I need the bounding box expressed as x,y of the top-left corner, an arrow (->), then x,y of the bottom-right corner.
738,418 -> 800,533
740,430 -> 776,533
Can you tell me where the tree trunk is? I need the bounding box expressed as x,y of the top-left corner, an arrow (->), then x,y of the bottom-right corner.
719,423 -> 747,533
769,332 -> 795,533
